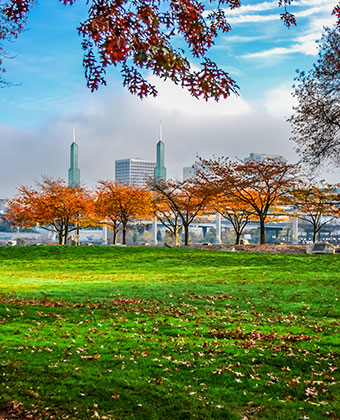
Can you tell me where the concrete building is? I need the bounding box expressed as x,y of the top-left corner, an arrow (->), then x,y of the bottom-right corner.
115,158 -> 156,187
244,153 -> 287,164
68,128 -> 81,187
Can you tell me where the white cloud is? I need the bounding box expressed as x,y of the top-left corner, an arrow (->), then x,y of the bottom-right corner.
219,0 -> 336,18
219,34 -> 270,45
242,11 -> 336,59
223,1 -> 277,15
203,1 -> 277,18
4,81 -> 339,197
0,83 -> 300,197
227,5 -> 331,24
262,83 -> 297,118
242,35 -> 318,58
227,13 -> 280,24
294,0 -> 337,7
142,76 -> 252,117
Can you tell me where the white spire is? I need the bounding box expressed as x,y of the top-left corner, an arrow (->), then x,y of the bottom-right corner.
159,121 -> 162,142
72,123 -> 76,143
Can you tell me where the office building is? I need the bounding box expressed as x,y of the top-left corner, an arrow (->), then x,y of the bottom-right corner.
115,158 -> 156,187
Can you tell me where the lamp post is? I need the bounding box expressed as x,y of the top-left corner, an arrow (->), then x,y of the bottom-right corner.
216,212 -> 222,244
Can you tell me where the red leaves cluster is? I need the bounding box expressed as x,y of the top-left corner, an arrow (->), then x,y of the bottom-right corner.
193,294 -> 233,300
80,354 -> 101,360
278,0 -> 297,28
2,0 -> 31,23
208,328 -> 314,344
0,401 -> 35,420
111,298 -> 144,305
333,4 -> 340,25
3,0 -> 326,98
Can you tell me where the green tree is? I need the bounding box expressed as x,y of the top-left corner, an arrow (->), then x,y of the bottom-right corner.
289,26 -> 340,168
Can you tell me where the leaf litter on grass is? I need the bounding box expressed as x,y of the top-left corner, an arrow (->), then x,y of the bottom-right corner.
0,246 -> 339,419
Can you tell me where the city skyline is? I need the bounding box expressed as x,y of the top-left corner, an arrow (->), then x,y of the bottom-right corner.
1,0 -> 339,197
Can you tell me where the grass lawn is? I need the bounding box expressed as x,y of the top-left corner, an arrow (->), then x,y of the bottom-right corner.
0,246 -> 339,420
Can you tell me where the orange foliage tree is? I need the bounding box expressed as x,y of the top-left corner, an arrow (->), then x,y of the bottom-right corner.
292,181 -> 340,243
152,194 -> 183,245
94,180 -> 154,244
214,193 -> 255,245
2,0 -> 309,97
149,178 -> 212,245
197,157 -> 301,244
6,177 -> 93,244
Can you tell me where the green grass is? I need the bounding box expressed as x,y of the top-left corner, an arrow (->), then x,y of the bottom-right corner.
0,246 -> 339,420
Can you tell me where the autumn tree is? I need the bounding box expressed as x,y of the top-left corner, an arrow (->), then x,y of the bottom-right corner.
289,26 -> 340,169
292,181 -> 340,243
94,180 -> 153,244
1,0 -> 306,98
93,181 -> 122,244
6,177 -> 93,244
197,157 -> 301,244
149,178 -> 211,246
152,194 -> 183,246
214,193 -> 255,245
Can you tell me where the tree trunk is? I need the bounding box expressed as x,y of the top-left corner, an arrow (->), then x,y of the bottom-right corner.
64,225 -> 69,246
113,229 -> 117,245
175,231 -> 180,246
112,220 -> 118,245
313,228 -> 318,243
235,231 -> 241,245
184,224 -> 189,246
58,233 -> 64,245
122,223 -> 127,245
259,218 -> 266,244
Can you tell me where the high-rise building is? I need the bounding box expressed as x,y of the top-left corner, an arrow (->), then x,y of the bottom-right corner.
154,122 -> 167,183
115,158 -> 156,188
244,153 -> 287,164
183,166 -> 196,180
68,128 -> 81,187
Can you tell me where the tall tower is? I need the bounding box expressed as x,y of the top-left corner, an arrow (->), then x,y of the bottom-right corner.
68,126 -> 81,188
154,122 -> 167,183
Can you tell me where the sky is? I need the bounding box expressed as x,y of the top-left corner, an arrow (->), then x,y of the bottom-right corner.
0,0 -> 339,197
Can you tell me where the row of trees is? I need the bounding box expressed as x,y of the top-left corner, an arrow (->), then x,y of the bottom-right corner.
5,159 -> 340,246
6,178 -> 153,245
195,158 -> 340,244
